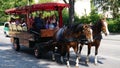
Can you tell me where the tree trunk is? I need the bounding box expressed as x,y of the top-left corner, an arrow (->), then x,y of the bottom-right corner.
69,0 -> 75,24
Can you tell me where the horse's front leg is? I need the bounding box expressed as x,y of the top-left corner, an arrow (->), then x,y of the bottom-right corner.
74,46 -> 79,67
94,41 -> 100,65
95,47 -> 98,65
86,44 -> 91,65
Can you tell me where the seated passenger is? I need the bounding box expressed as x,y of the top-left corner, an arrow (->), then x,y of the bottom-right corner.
34,13 -> 45,30
21,20 -> 26,27
15,18 -> 20,25
49,15 -> 59,29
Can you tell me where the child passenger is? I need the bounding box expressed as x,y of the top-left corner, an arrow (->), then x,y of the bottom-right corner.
45,15 -> 58,29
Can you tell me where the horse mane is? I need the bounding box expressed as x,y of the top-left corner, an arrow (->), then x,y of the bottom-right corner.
73,23 -> 83,33
92,19 -> 103,33
91,19 -> 103,40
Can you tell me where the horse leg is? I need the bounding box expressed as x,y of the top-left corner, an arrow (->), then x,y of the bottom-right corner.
95,46 -> 98,65
78,43 -> 84,60
58,44 -> 67,64
73,45 -> 79,67
52,50 -> 55,61
52,46 -> 56,61
60,45 -> 66,63
66,46 -> 70,67
94,40 -> 100,65
51,42 -> 57,61
86,44 -> 91,64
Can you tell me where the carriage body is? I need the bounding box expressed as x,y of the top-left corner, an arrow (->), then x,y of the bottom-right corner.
5,2 -> 69,57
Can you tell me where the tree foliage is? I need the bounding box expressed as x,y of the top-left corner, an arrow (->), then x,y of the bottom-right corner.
93,0 -> 120,19
0,0 -> 28,22
0,0 -> 55,22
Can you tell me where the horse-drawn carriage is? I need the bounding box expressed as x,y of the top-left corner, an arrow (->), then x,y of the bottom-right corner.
5,2 -> 107,67
5,2 -> 69,57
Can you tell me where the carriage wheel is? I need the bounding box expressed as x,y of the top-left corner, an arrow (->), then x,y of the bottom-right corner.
34,45 -> 41,58
13,38 -> 20,51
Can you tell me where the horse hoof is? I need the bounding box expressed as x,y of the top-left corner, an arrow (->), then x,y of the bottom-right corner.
75,66 -> 79,68
85,61 -> 89,65
67,66 -> 70,68
94,63 -> 98,65
75,64 -> 79,67
60,61 -> 63,64
52,59 -> 55,61
52,58 -> 55,61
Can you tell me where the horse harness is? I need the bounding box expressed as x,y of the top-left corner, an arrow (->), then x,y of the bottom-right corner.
56,26 -> 79,43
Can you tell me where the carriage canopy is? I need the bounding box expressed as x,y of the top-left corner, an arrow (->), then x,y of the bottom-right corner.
5,2 -> 69,27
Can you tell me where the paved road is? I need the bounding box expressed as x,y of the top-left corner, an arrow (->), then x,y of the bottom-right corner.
0,26 -> 120,68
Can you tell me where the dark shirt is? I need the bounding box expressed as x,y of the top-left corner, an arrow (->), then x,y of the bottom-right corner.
34,17 -> 45,30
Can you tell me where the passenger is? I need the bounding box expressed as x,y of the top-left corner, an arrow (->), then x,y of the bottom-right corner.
44,16 -> 50,29
21,20 -> 26,27
10,17 -> 16,24
15,18 -> 20,25
34,13 -> 45,30
49,17 -> 55,29
49,15 -> 59,29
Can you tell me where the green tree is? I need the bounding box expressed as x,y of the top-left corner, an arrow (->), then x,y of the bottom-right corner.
0,0 -> 29,22
0,0 -> 56,22
93,0 -> 120,19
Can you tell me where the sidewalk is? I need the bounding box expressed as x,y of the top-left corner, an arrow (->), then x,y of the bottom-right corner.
102,33 -> 120,41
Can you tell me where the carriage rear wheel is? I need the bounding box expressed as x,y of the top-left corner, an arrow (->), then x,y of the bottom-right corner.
34,45 -> 41,58
13,38 -> 20,51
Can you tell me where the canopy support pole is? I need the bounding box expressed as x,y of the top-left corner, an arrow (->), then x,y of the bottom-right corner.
58,8 -> 63,28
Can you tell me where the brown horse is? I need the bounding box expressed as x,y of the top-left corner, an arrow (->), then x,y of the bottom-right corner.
52,23 -> 93,67
78,18 -> 109,65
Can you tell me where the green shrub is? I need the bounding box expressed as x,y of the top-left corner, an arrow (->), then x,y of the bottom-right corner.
108,23 -> 120,33
108,18 -> 120,33
79,16 -> 91,24
78,13 -> 102,24
73,12 -> 120,33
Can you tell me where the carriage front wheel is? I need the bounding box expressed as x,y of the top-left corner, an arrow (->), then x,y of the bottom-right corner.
34,44 -> 41,58
13,38 -> 20,51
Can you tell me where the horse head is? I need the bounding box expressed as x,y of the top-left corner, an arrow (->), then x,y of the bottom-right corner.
100,18 -> 110,36
76,24 -> 93,44
82,24 -> 93,42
